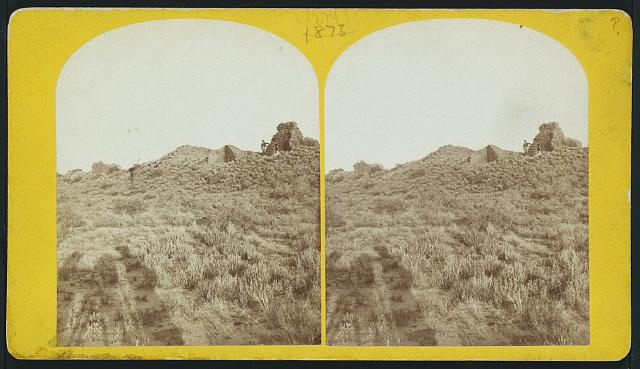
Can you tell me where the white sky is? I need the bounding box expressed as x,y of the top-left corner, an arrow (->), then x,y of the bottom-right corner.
57,19 -> 319,172
325,18 -> 588,171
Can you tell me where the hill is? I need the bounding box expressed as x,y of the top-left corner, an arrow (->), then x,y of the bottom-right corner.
57,122 -> 320,346
326,123 -> 588,346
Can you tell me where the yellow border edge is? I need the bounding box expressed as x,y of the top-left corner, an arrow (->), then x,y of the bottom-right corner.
7,8 -> 632,360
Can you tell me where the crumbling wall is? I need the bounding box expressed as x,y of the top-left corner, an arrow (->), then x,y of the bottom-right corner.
486,145 -> 504,162
466,145 -> 507,164
224,145 -> 236,162
532,122 -> 566,151
526,143 -> 541,157
265,121 -> 305,155
530,122 -> 583,153
303,137 -> 320,148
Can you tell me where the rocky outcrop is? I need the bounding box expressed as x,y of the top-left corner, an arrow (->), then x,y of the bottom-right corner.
91,161 -> 120,175
467,145 -> 510,164
429,145 -> 474,164
486,145 -> 504,162
223,145 -> 237,162
353,161 -> 384,175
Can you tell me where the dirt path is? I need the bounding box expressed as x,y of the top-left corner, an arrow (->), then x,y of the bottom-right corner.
327,250 -> 442,346
57,245 -> 184,346
58,225 -> 307,346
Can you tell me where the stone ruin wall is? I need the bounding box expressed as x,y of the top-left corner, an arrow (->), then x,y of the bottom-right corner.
526,122 -> 582,156
265,122 -> 305,156
532,122 -> 566,152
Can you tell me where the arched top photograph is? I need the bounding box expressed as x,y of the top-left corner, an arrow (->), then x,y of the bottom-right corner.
325,18 -> 587,172
325,17 -> 590,347
55,18 -> 321,347
57,18 -> 319,173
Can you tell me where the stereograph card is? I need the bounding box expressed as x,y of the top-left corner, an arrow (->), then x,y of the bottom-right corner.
5,7 -> 632,361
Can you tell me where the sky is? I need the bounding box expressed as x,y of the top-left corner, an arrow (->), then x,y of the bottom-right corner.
57,19 -> 319,172
325,18 -> 588,171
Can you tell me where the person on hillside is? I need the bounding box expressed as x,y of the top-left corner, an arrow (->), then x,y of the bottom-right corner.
274,143 -> 280,156
128,166 -> 135,183
523,140 -> 530,154
261,140 -> 268,154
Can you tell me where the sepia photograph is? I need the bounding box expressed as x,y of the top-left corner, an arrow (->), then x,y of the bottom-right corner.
6,5 -> 634,361
56,19 -> 321,346
325,19 -> 589,346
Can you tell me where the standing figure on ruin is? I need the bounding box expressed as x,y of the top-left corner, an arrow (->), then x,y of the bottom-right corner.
261,140 -> 268,154
523,140 -> 530,154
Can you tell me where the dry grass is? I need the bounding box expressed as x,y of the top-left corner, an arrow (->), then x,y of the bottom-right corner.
57,145 -> 320,346
326,146 -> 589,345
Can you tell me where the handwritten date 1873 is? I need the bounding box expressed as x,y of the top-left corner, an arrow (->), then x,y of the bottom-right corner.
303,24 -> 351,42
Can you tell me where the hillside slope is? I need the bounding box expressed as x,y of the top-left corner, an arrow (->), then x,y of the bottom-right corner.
326,125 -> 588,346
57,122 -> 321,345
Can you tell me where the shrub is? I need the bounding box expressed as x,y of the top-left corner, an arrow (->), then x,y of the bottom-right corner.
58,252 -> 81,281
57,205 -> 86,242
410,168 -> 426,178
392,308 -> 415,326
268,187 -> 290,199
124,257 -> 142,272
325,207 -> 347,228
66,174 -> 82,183
458,259 -> 478,281
457,227 -> 488,250
91,161 -> 120,175
262,295 -> 321,344
372,197 -> 408,215
92,257 -> 118,288
481,255 -> 504,277
57,205 -> 86,228
390,267 -> 413,290
133,267 -> 158,290
521,300 -> 577,345
351,211 -> 381,228
147,168 -> 164,178
326,251 -> 350,272
381,257 -> 400,273
433,255 -> 464,290
546,223 -> 588,252
112,198 -> 146,216
467,172 -> 489,184
351,255 -> 375,286
353,161 -> 384,176
530,184 -> 553,200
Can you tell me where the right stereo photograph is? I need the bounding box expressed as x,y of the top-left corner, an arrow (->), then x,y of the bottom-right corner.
325,19 -> 589,346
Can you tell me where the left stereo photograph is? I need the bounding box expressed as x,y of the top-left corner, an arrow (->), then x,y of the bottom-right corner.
55,19 -> 321,346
